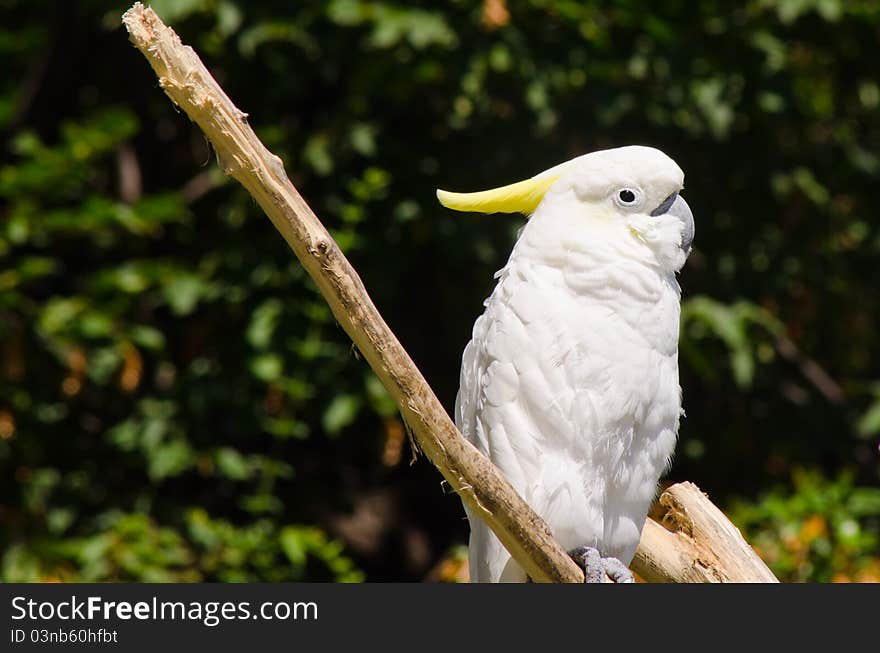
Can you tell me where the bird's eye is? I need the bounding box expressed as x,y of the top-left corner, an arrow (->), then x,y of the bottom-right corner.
615,188 -> 640,207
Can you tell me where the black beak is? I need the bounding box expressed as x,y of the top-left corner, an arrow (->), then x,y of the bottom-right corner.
650,192 -> 695,255
650,192 -> 678,217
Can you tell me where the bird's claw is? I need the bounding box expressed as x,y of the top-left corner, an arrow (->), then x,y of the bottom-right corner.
568,546 -> 635,584
599,555 -> 635,583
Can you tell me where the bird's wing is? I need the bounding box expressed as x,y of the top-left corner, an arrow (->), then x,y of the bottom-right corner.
456,302 -> 536,582
456,269 -> 620,581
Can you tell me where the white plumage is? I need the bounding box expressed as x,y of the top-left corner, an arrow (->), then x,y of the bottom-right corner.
439,146 -> 693,582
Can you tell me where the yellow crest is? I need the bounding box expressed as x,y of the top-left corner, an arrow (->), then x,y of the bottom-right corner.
436,175 -> 559,215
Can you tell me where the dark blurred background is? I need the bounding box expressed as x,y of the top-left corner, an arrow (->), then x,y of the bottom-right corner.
1,0 -> 879,582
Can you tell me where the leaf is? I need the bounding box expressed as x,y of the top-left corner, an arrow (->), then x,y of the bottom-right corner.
856,400 -> 880,437
147,440 -> 194,481
215,447 -> 253,481
217,0 -> 243,36
365,373 -> 397,417
162,274 -> 208,316
322,394 -> 361,435
250,353 -> 283,382
47,507 -> 75,535
279,526 -> 307,566
148,0 -> 210,23
848,488 -> 880,516
130,325 -> 166,351
302,135 -> 334,176
37,297 -> 85,335
78,310 -> 114,338
349,122 -> 377,157
730,348 -> 755,389
247,298 -> 283,349
261,416 -> 309,440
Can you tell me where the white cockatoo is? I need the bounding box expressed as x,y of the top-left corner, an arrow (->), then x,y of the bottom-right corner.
437,146 -> 694,583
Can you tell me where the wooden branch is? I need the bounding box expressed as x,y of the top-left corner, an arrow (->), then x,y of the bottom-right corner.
632,482 -> 778,583
121,3 -> 778,584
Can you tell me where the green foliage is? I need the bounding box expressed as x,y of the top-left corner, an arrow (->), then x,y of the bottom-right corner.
3,510 -> 362,582
682,296 -> 782,389
731,470 -> 880,582
1,0 -> 879,582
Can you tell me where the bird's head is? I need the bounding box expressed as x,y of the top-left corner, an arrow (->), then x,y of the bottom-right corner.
437,145 -> 694,272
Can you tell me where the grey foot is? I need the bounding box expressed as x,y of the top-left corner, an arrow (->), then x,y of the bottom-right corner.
600,556 -> 635,583
568,546 -> 635,584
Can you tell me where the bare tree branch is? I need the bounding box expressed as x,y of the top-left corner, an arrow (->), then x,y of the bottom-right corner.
634,483 -> 778,583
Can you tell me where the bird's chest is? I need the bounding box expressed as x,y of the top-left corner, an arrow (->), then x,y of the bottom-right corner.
468,260 -> 683,556
488,261 -> 682,419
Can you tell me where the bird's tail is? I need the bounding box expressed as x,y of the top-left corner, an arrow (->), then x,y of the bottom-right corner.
464,506 -> 528,583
